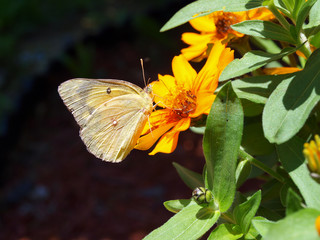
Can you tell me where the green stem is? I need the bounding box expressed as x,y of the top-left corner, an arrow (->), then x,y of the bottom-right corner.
297,33 -> 312,59
267,2 -> 291,31
239,148 -> 285,183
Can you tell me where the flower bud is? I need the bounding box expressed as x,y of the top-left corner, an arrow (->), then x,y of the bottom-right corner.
192,187 -> 213,204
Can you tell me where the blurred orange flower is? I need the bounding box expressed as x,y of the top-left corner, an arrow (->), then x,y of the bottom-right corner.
316,216 -> 320,235
181,8 -> 274,61
135,41 -> 234,154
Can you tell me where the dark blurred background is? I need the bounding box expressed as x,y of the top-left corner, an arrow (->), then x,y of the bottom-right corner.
0,1 -> 208,239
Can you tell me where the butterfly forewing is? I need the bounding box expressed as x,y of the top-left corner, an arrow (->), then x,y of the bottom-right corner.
58,78 -> 153,162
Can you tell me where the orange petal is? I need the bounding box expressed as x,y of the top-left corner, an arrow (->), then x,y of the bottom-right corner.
181,44 -> 208,61
151,74 -> 176,108
139,109 -> 173,135
189,14 -> 216,33
135,122 -> 176,151
181,32 -> 212,45
190,92 -> 216,117
149,117 -> 191,155
172,55 -> 197,90
248,7 -> 274,21
193,41 -> 225,92
263,67 -> 301,75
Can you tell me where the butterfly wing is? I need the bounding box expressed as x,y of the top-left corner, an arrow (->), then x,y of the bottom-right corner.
58,78 -> 153,162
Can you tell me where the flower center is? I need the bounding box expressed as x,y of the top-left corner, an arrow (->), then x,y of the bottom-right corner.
168,88 -> 197,118
214,12 -> 239,37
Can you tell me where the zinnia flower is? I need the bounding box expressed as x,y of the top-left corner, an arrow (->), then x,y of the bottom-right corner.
181,8 -> 274,61
135,41 -> 234,154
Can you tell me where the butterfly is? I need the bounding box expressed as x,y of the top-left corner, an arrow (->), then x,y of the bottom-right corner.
58,78 -> 153,163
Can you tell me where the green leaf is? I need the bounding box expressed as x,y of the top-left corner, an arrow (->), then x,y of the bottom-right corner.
160,0 -> 264,32
309,31 -> 320,48
295,0 -> 318,34
241,99 -> 264,117
203,82 -> 244,212
264,208 -> 320,240
219,47 -> 296,81
233,74 -> 293,104
252,217 -> 275,238
236,159 -> 252,188
285,188 -> 303,216
273,0 -> 292,18
163,199 -> 192,213
244,222 -> 261,240
232,20 -> 296,44
263,48 -> 320,144
307,0 -> 320,28
278,0 -> 296,15
250,36 -> 282,53
304,0 -> 320,37
241,120 -> 275,156
144,203 -> 220,240
276,136 -> 320,209
233,190 -> 262,234
208,224 -> 243,240
172,162 -> 204,190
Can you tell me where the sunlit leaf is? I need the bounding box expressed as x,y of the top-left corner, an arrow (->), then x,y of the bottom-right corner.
263,48 -> 320,144
232,20 -> 296,44
264,208 -> 320,240
144,203 -> 220,240
219,47 -> 296,81
160,0 -> 264,32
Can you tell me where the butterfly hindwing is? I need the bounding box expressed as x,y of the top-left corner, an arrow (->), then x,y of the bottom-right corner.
80,94 -> 150,162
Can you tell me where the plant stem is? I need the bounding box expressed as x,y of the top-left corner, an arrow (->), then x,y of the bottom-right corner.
238,148 -> 285,183
267,2 -> 291,31
297,32 -> 312,59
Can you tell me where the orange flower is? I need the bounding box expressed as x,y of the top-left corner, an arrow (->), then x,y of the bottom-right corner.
181,8 -> 274,61
135,41 -> 234,154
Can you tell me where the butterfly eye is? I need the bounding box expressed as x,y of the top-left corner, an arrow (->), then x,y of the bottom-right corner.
192,187 -> 213,204
106,87 -> 112,94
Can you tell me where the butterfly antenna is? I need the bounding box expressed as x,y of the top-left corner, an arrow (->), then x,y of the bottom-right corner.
140,58 -> 147,87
